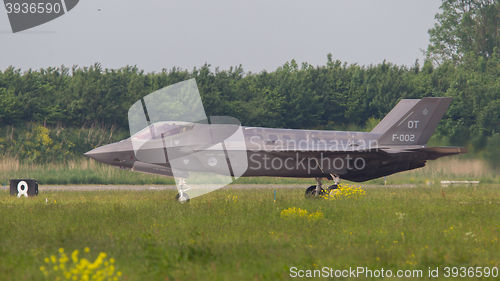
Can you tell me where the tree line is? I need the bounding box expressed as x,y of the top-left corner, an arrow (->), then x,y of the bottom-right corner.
1,54 -> 499,142
1,0 -> 500,164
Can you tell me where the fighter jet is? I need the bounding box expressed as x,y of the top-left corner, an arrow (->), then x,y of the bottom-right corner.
84,79 -> 467,201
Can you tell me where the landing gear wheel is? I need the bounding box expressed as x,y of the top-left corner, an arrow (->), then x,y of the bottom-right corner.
327,185 -> 338,192
175,193 -> 190,203
305,185 -> 325,198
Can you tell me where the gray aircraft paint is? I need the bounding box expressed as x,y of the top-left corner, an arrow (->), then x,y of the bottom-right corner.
84,80 -> 467,200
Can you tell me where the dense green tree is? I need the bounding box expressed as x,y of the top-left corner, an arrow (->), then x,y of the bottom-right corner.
427,0 -> 500,64
0,88 -> 22,125
2,49 -> 500,160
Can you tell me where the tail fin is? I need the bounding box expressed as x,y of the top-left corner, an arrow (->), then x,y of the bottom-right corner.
373,97 -> 452,146
371,99 -> 420,134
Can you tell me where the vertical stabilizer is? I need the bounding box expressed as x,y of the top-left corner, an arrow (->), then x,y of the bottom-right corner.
371,99 -> 419,134
375,97 -> 452,146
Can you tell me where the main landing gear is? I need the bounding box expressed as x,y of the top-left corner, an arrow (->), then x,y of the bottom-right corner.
304,175 -> 340,198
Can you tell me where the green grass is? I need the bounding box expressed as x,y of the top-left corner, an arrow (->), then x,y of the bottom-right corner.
1,184 -> 499,280
0,157 -> 176,185
2,155 -> 498,186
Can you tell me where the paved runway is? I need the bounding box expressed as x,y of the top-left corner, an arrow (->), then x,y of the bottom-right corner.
33,184 -> 416,191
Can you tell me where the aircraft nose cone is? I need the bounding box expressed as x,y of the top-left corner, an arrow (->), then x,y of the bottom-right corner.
83,147 -> 98,158
84,143 -> 121,165
84,140 -> 135,167
84,146 -> 108,163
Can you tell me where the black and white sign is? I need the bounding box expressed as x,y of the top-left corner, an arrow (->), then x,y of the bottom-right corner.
10,179 -> 38,197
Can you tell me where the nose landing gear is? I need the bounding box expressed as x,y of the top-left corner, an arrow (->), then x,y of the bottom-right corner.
175,178 -> 191,203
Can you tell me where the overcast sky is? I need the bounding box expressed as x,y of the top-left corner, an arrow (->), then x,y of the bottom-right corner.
0,0 -> 442,73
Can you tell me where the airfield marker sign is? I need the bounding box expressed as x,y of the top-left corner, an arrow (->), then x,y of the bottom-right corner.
9,179 -> 38,197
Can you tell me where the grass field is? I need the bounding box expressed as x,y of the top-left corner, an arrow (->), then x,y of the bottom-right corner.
1,184 -> 499,280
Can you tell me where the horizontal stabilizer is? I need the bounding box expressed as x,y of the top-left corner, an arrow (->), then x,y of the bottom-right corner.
410,146 -> 468,160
